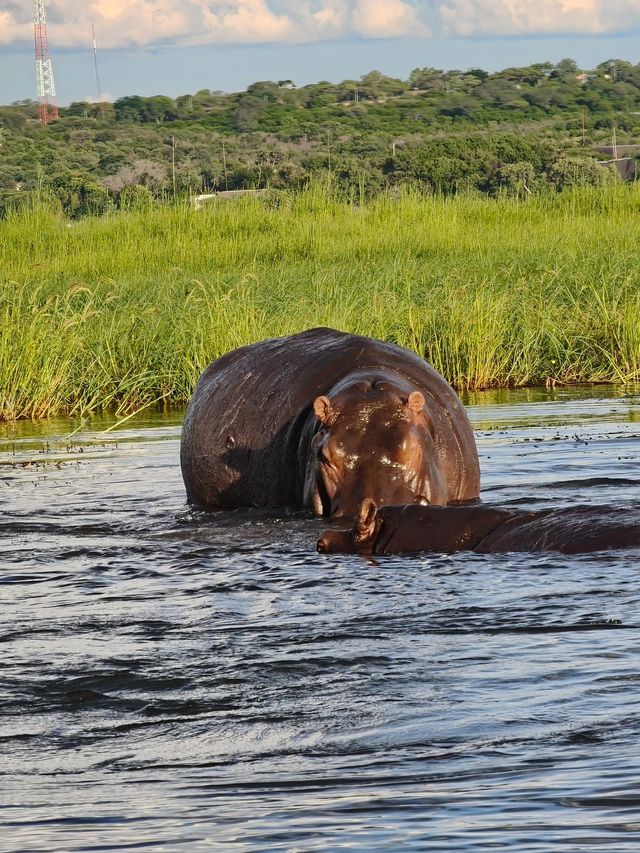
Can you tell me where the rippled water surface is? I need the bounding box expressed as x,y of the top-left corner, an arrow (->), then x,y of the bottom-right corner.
2,386 -> 640,852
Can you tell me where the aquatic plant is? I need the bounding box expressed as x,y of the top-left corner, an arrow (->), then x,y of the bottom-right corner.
1,184 -> 639,420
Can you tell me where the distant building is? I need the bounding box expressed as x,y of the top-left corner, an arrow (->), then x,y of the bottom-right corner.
597,158 -> 637,180
594,144 -> 639,181
595,145 -> 640,158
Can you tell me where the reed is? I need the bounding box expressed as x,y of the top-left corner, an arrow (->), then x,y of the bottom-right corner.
1,184 -> 639,420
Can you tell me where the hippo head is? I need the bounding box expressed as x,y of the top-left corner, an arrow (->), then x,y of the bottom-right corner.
304,373 -> 446,518
317,498 -> 380,554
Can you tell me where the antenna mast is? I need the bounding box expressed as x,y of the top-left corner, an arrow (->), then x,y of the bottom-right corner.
92,24 -> 103,104
33,0 -> 58,125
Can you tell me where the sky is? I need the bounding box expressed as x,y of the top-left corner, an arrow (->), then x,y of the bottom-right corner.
1,0 -> 639,105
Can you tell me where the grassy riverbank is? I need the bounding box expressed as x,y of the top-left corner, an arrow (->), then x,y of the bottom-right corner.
2,185 -> 640,420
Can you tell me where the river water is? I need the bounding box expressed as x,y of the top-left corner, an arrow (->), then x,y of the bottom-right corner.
2,386 -> 640,852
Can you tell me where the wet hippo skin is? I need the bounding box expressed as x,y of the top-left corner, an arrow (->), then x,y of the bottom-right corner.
180,328 -> 480,517
317,500 -> 640,555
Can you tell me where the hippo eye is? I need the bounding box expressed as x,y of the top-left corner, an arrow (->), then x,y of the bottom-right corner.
328,440 -> 345,457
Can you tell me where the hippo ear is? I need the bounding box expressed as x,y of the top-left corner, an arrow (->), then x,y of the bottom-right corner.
355,498 -> 378,540
407,391 -> 425,414
313,395 -> 333,424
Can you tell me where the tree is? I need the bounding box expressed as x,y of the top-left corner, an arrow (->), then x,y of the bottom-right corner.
2,57 -> 639,217
498,162 -> 535,197
144,96 -> 178,123
230,97 -> 265,132
494,64 -> 552,86
548,156 -> 615,189
246,81 -> 279,100
118,184 -> 154,210
49,171 -> 111,217
358,70 -> 405,100
0,106 -> 29,130
553,58 -> 579,79
102,159 -> 167,194
113,95 -> 147,122
112,95 -> 177,123
409,67 -> 445,91
466,68 -> 489,81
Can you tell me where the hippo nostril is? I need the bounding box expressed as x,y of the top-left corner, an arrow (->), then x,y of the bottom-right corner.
317,537 -> 329,552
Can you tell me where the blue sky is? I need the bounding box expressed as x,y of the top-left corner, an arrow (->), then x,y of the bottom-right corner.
1,0 -> 638,105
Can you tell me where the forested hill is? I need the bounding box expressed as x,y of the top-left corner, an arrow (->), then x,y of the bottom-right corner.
2,58 -> 640,217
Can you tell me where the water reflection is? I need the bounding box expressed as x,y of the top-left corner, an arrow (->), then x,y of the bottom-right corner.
1,385 -> 640,852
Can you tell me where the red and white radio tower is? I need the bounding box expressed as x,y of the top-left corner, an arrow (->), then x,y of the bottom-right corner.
33,0 -> 59,125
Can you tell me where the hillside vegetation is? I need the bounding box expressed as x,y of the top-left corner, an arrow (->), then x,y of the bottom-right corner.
2,58 -> 640,218
2,186 -> 639,420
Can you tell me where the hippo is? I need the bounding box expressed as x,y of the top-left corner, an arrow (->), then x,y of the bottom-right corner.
317,499 -> 640,555
180,328 -> 480,517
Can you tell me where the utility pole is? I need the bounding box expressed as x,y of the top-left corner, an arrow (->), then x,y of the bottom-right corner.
33,0 -> 58,125
221,141 -> 228,191
172,135 -> 177,199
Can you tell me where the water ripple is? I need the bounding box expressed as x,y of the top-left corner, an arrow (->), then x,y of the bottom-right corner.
1,387 -> 640,851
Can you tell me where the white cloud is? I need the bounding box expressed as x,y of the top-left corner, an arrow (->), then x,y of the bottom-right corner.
1,0 -> 424,47
437,0 -> 640,37
352,0 -> 429,37
186,0 -> 296,45
1,0 -> 638,49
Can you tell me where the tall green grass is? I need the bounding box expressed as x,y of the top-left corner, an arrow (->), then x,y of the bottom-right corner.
2,184 -> 639,420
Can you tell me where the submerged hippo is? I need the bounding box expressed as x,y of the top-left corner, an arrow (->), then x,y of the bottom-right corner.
317,499 -> 640,555
180,328 -> 479,517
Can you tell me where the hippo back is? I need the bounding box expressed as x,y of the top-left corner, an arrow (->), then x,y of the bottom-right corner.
375,504 -> 514,554
180,327 -> 479,508
477,506 -> 640,554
